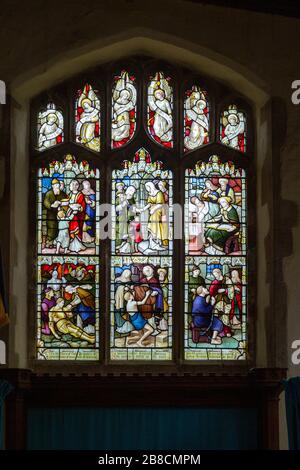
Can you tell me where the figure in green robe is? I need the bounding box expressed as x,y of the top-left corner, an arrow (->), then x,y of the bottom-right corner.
115,185 -> 136,250
188,265 -> 206,313
204,196 -> 240,253
43,179 -> 68,245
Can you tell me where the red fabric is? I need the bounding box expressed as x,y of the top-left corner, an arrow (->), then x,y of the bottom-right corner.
63,265 -> 70,275
223,325 -> 232,336
64,291 -> 73,301
238,133 -> 245,152
209,279 -> 224,297
229,283 -> 242,321
131,221 -> 143,243
113,140 -> 125,149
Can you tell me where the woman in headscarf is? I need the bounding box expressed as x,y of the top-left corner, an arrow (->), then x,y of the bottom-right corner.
138,181 -> 168,247
114,269 -> 134,334
200,179 -> 220,218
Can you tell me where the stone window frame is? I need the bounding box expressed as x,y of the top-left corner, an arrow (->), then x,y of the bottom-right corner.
28,56 -> 255,374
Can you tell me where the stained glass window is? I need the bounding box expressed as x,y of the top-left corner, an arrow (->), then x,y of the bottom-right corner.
111,71 -> 137,148
36,155 -> 100,360
184,155 -> 247,360
184,86 -> 209,152
75,84 -> 101,152
37,103 -> 64,151
147,72 -> 173,148
220,105 -> 246,153
110,148 -> 173,360
33,59 -> 253,365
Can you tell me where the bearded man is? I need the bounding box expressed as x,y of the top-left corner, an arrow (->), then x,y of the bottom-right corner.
43,178 -> 67,246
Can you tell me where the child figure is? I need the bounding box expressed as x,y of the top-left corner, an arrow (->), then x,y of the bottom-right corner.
55,209 -> 72,254
130,215 -> 143,252
123,288 -> 154,347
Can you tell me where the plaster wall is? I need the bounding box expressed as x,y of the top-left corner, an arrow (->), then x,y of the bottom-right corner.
1,0 -> 299,449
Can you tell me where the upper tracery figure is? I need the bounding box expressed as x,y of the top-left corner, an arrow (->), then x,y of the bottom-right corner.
184,86 -> 209,151
38,103 -> 64,151
111,71 -> 137,148
75,84 -> 100,152
147,72 -> 173,148
220,104 -> 246,153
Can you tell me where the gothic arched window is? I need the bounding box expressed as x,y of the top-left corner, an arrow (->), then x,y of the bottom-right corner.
30,58 -> 254,366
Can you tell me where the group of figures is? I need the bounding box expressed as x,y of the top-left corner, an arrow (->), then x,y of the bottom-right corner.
187,260 -> 244,344
185,157 -> 247,360
111,149 -> 173,360
38,155 -> 99,256
187,156 -> 246,256
111,260 -> 171,355
112,148 -> 172,256
37,258 -> 98,360
37,71 -> 246,154
35,149 -> 247,361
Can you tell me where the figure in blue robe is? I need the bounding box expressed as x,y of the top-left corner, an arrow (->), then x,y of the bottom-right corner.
192,293 -> 223,333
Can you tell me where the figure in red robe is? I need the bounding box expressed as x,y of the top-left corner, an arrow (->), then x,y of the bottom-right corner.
229,269 -> 242,326
68,180 -> 86,241
209,268 -> 232,336
66,179 -> 87,253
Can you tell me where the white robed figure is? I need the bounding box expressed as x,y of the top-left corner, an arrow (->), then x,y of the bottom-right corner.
38,103 -> 63,151
184,87 -> 209,150
221,105 -> 245,150
76,84 -> 100,152
112,71 -> 137,144
148,72 -> 173,143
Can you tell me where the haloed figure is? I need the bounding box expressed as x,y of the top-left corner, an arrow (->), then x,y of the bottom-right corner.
38,112 -> 63,150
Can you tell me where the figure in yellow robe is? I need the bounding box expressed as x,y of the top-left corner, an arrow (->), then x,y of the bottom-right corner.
143,182 -> 168,246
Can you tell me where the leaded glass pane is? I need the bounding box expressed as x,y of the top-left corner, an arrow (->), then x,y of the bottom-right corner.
110,148 -> 173,360
184,156 -> 247,360
36,155 -> 100,360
